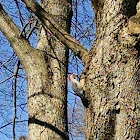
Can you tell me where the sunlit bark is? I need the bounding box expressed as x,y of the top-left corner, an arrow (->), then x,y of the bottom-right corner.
84,0 -> 140,139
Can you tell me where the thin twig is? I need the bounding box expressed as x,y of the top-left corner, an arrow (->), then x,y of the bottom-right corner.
0,75 -> 14,84
13,0 -> 24,26
0,120 -> 28,129
19,18 -> 34,37
0,53 -> 15,67
13,60 -> 20,140
26,19 -> 38,38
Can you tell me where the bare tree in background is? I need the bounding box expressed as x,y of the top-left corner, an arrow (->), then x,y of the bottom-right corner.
0,0 -> 140,140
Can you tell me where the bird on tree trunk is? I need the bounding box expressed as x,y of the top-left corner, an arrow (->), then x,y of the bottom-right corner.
69,74 -> 89,108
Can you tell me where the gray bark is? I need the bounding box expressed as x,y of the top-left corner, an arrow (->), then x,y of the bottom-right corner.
0,0 -> 72,139
27,0 -> 72,139
83,0 -> 140,139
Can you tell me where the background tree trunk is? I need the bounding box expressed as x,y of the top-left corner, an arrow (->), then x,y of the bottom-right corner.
84,0 -> 140,139
27,0 -> 72,139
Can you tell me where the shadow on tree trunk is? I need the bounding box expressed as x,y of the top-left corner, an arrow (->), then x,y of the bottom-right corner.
29,118 -> 69,140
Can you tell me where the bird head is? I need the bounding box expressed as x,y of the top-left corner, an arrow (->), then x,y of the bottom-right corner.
69,74 -> 76,81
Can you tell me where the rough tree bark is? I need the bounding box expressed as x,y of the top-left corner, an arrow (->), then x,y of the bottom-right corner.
26,0 -> 72,139
0,0 -> 140,140
0,0 -> 72,139
84,0 -> 140,139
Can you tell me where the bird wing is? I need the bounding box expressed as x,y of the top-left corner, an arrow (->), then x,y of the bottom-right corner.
71,79 -> 83,93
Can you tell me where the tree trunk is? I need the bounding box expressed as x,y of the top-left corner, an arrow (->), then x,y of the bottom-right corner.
26,0 -> 72,140
84,0 -> 140,139
0,0 -> 73,139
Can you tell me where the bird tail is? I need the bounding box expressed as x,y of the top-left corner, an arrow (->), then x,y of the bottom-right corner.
77,91 -> 89,108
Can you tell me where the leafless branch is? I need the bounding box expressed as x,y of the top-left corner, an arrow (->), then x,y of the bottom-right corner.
19,18 -> 34,37
0,120 -> 28,129
13,0 -> 24,26
26,19 -> 38,39
13,60 -> 20,140
0,53 -> 15,67
21,0 -> 89,62
19,17 -> 38,38
0,4 -> 35,64
0,61 -> 25,79
0,75 -> 14,84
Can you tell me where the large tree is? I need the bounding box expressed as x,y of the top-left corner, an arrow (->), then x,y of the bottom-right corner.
0,0 -> 140,140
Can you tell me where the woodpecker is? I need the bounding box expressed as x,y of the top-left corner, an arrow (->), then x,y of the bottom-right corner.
69,74 -> 89,108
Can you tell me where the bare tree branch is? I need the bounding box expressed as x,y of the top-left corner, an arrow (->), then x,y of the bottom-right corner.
13,0 -> 24,26
20,17 -> 38,38
0,120 -> 28,130
0,75 -> 13,84
0,53 -> 15,67
21,0 -> 89,62
0,4 -> 35,65
13,60 -> 20,140
0,61 -> 25,79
